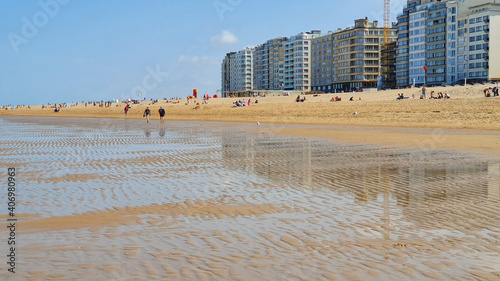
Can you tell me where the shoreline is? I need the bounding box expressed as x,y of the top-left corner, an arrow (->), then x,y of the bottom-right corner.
3,114 -> 500,157
2,84 -> 500,156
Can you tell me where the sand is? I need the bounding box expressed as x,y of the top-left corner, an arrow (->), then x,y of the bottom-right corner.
2,83 -> 500,130
3,83 -> 499,156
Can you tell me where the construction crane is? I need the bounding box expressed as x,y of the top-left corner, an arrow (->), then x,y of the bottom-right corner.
384,0 -> 391,43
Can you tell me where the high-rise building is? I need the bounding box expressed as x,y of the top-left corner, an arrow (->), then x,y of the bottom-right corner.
445,1 -> 459,84
283,31 -> 320,91
311,18 -> 396,92
221,47 -> 253,96
253,37 -> 286,91
381,41 -> 397,89
221,52 -> 235,97
395,0 -> 499,87
395,1 -> 416,87
408,1 -> 432,86
457,1 -> 500,82
425,1 -> 448,86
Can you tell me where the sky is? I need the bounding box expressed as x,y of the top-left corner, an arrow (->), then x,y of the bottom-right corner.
0,0 -> 406,106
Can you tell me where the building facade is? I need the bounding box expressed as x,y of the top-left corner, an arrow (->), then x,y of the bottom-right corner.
394,0 -> 499,87
221,48 -> 253,96
409,2 -> 431,86
381,41 -> 397,89
457,1 -> 500,82
253,37 -> 286,91
284,31 -> 320,91
425,1 -> 448,86
311,18 -> 396,92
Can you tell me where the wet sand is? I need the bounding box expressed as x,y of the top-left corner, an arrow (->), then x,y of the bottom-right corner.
1,116 -> 500,280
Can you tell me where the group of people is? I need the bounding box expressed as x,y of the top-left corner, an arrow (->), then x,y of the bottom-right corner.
233,99 -> 255,107
141,107 -> 166,123
484,87 -> 499,97
330,96 -> 342,102
397,91 -> 450,100
295,95 -> 306,102
123,104 -> 166,123
429,91 -> 450,99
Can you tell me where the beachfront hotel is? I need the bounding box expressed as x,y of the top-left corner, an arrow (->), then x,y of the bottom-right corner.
396,0 -> 500,87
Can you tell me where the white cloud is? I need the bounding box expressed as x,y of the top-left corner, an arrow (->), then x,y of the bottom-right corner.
209,30 -> 239,49
177,55 -> 219,65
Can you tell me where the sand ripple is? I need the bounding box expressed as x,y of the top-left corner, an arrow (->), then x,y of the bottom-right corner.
1,116 -> 499,280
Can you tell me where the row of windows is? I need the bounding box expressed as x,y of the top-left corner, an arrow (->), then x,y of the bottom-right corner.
470,25 -> 489,33
469,53 -> 489,60
469,43 -> 489,51
427,27 -> 445,34
427,76 -> 445,82
427,52 -> 445,58
469,62 -> 489,69
469,71 -> 488,78
470,16 -> 489,24
427,43 -> 445,50
427,18 -> 446,26
470,35 -> 489,42
427,35 -> 445,42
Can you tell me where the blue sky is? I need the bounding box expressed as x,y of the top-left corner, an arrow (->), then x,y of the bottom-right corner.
0,0 -> 405,105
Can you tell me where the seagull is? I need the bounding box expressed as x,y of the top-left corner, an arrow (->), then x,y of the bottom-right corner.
353,112 -> 358,115
257,122 -> 260,125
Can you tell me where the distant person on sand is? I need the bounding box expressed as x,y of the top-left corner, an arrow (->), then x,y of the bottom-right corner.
158,107 -> 165,123
143,107 -> 151,123
422,86 -> 426,98
124,104 -> 130,116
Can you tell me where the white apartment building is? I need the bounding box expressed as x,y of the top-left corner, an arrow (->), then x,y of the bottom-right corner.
284,31 -> 320,91
409,2 -> 431,86
457,1 -> 500,81
221,47 -> 253,95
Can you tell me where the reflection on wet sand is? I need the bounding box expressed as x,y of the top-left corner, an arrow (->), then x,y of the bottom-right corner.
1,116 -> 499,280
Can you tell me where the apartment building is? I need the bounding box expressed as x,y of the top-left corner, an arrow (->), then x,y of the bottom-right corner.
381,41 -> 397,89
311,18 -> 396,92
457,1 -> 500,82
253,37 -> 286,91
395,1 -> 416,87
445,1 -> 459,84
394,0 -> 499,87
409,2 -> 432,86
284,31 -> 320,91
425,1 -> 448,86
220,47 -> 253,96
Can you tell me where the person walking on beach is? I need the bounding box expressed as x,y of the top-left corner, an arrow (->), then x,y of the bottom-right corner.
143,107 -> 151,123
124,104 -> 130,116
158,107 -> 165,123
421,86 -> 426,99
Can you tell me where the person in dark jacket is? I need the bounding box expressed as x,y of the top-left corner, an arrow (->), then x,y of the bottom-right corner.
158,107 -> 165,123
143,107 -> 151,123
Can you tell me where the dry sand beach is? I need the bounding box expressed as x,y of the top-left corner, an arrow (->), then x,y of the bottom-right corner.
1,84 -> 500,280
